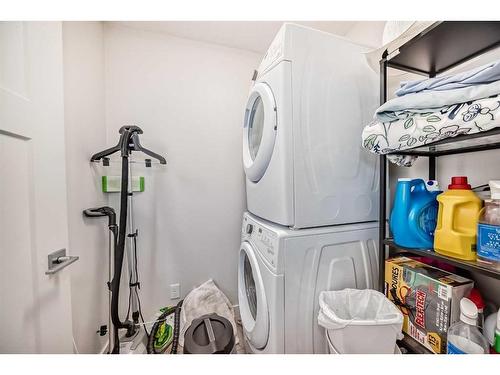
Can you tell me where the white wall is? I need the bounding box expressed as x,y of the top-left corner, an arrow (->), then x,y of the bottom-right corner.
344,21 -> 385,48
103,24 -> 261,318
63,22 -> 109,353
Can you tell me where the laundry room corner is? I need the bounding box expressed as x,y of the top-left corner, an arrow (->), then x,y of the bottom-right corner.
102,23 -> 262,316
62,21 -> 110,354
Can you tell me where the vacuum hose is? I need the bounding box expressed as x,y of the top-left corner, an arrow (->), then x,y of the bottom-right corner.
146,299 -> 183,354
170,299 -> 183,354
82,206 -> 119,353
146,306 -> 175,354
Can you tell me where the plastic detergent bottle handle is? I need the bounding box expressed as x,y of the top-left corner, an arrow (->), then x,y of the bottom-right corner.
478,207 -> 485,221
440,198 -> 458,233
410,179 -> 426,193
396,179 -> 424,207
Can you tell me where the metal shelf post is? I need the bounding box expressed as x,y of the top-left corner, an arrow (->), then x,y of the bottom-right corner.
378,53 -> 388,293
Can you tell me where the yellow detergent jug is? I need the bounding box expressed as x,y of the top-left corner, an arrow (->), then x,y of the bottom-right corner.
434,176 -> 482,261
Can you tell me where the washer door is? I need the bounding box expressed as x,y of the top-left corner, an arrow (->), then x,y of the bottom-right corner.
238,241 -> 269,349
242,82 -> 277,182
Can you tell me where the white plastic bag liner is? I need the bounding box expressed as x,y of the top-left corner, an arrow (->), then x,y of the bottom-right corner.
318,289 -> 403,354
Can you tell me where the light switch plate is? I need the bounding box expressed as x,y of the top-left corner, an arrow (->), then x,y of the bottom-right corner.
170,283 -> 180,300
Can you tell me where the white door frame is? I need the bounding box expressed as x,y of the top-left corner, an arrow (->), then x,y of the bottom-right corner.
0,21 -> 74,353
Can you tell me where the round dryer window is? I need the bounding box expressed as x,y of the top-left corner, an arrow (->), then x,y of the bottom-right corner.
243,82 -> 277,183
238,242 -> 269,349
248,96 -> 265,161
243,254 -> 258,320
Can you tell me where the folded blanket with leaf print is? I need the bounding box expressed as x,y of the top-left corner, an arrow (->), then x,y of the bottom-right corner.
361,94 -> 500,166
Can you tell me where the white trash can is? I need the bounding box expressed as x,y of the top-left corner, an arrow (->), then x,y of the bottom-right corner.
325,330 -> 402,354
318,288 -> 404,354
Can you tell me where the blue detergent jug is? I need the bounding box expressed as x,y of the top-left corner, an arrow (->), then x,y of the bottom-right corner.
390,178 -> 441,249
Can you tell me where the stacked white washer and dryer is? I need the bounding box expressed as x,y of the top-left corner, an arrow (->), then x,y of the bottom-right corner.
238,23 -> 380,353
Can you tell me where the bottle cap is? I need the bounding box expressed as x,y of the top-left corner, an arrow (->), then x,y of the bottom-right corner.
467,288 -> 485,310
460,298 -> 478,325
425,180 -> 441,192
448,176 -> 472,190
490,180 -> 500,200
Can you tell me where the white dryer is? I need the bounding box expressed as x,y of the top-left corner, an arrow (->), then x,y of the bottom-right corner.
238,212 -> 378,354
243,23 -> 379,229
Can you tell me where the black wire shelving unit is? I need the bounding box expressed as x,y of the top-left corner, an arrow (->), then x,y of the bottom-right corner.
378,21 -> 500,354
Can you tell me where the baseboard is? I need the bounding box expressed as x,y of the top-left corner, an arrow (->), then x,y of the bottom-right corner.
72,337 -> 109,354
99,340 -> 109,354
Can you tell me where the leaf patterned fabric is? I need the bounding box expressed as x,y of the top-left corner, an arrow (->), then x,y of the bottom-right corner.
361,95 -> 500,166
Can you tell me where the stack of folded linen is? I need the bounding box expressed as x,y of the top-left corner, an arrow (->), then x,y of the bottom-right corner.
361,60 -> 500,166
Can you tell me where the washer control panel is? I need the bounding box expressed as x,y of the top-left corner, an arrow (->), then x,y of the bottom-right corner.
242,216 -> 279,267
255,226 -> 278,267
245,223 -> 253,235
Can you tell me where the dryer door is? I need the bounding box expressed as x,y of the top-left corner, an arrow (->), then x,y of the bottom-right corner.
238,241 -> 269,349
242,82 -> 277,182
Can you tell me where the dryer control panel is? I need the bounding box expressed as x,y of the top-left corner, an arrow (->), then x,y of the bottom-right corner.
257,24 -> 286,76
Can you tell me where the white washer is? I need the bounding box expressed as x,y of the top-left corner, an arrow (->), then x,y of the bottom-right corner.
238,212 -> 378,354
243,23 -> 379,229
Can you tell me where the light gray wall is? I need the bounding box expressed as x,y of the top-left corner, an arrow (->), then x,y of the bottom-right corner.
63,21 -> 109,353
103,24 -> 261,319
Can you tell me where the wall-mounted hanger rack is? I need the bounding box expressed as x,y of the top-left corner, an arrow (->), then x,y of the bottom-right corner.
90,125 -> 166,165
